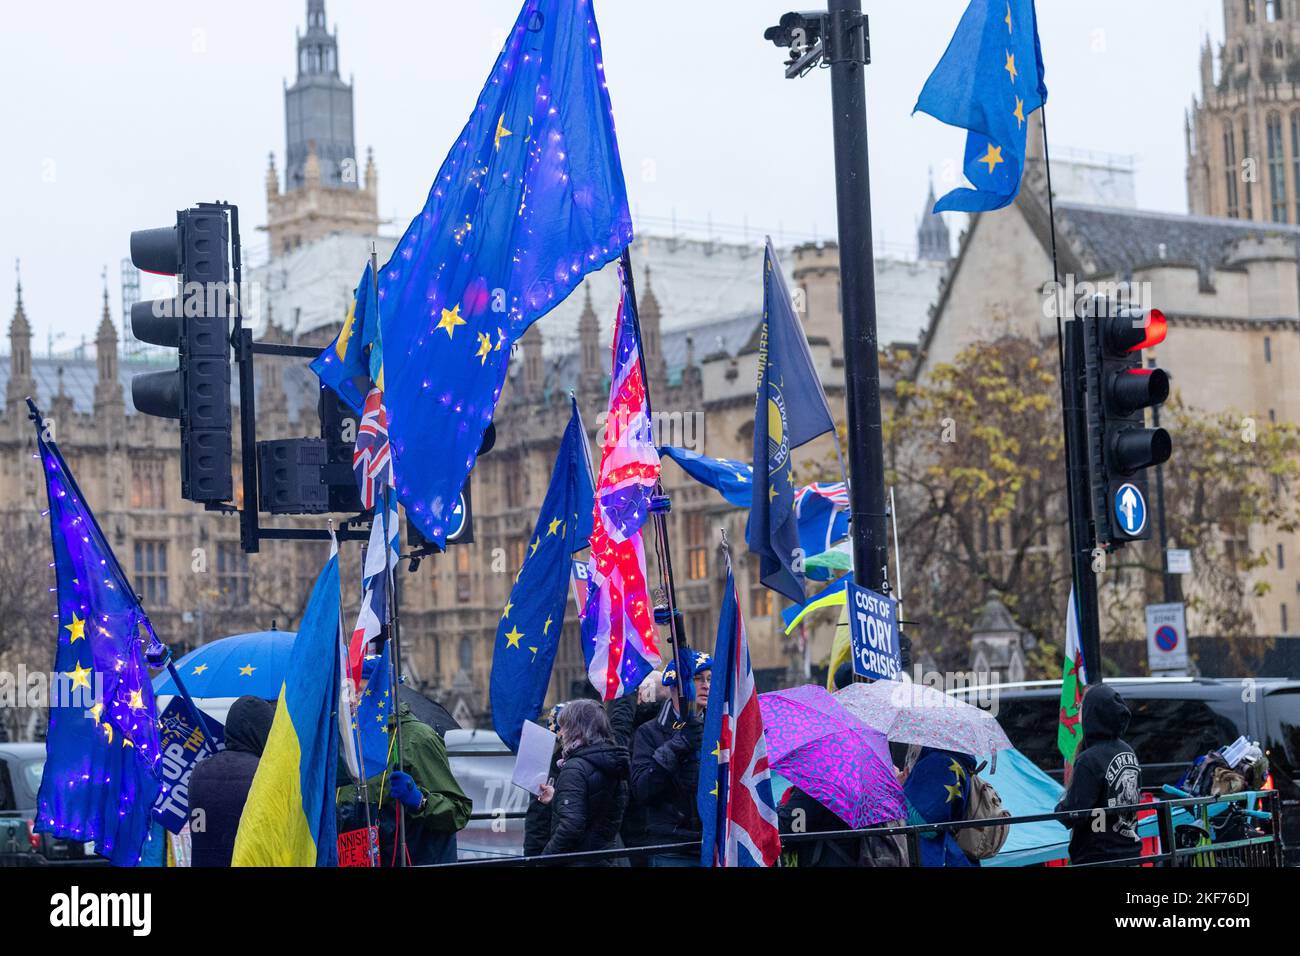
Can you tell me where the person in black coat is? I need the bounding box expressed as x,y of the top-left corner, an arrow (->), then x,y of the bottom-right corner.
630,651 -> 712,866
536,699 -> 630,865
1055,684 -> 1143,865
188,695 -> 275,867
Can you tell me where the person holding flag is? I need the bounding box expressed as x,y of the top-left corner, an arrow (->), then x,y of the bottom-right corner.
28,400 -> 162,867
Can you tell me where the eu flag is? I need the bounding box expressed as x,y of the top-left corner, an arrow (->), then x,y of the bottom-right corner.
312,263 -> 379,413
747,240 -> 836,602
658,446 -> 753,508
915,0 -> 1047,213
491,399 -> 595,751
31,403 -> 162,866
318,0 -> 632,548
354,640 -> 393,780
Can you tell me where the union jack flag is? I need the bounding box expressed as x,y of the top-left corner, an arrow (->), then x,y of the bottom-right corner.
347,497 -> 399,691
794,481 -> 849,511
697,558 -> 782,867
580,269 -> 663,700
354,386 -> 393,511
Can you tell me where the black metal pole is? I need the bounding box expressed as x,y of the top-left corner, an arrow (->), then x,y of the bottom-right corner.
1065,321 -> 1103,679
1148,361 -> 1179,604
825,1 -> 889,596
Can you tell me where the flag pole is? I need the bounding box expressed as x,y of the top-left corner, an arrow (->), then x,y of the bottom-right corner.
370,243 -> 409,867
619,249 -> 691,717
334,517 -> 378,868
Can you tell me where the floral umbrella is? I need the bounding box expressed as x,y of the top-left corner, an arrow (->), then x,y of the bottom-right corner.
835,680 -> 1012,757
757,684 -> 905,828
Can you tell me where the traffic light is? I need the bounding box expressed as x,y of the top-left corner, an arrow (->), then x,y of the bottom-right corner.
1085,303 -> 1172,546
130,205 -> 233,503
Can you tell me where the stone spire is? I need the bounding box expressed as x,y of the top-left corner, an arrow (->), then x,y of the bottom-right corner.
266,152 -> 280,202
578,283 -> 602,393
94,271 -> 124,416
917,173 -> 952,262
521,322 -> 544,397
286,0 -> 357,192
639,267 -> 666,389
364,146 -> 378,196
8,259 -> 35,411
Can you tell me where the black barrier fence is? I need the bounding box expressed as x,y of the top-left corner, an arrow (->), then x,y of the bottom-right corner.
439,789 -> 1285,868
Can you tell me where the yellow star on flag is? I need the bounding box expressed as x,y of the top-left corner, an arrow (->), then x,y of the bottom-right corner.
502,601 -> 513,620
768,484 -> 778,503
505,625 -> 524,649
66,662 -> 93,692
1013,96 -> 1025,129
239,664 -> 256,677
65,614 -> 86,643
475,331 -> 493,364
192,663 -> 208,676
530,537 -> 540,557
1005,1 -> 1012,32
1004,50 -> 1017,84
495,113 -> 512,151
945,781 -> 963,803
543,615 -> 553,636
978,143 -> 1004,173
88,702 -> 103,724
547,517 -> 563,536
128,688 -> 145,712
437,304 -> 466,339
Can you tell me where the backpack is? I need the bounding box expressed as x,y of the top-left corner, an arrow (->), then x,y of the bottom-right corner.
956,762 -> 1010,861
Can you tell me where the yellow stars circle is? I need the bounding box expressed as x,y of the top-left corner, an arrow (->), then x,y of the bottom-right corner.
437,304 -> 466,339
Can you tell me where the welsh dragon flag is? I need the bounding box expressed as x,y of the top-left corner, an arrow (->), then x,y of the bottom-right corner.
1057,587 -> 1089,767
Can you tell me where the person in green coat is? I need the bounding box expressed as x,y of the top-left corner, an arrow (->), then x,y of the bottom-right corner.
337,659 -> 472,866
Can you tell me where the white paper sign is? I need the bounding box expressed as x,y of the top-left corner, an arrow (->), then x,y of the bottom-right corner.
511,721 -> 557,796
1166,549 -> 1192,575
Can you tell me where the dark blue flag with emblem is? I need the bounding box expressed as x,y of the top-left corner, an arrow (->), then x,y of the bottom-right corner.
747,240 -> 836,603
914,0 -> 1047,213
313,0 -> 631,549
29,401 -> 162,866
491,398 -> 595,751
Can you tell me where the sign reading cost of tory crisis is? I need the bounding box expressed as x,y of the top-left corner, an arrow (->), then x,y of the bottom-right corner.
848,581 -> 902,682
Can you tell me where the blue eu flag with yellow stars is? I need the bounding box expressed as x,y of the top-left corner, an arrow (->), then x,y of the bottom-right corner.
29,401 -> 162,866
312,263 -> 379,413
315,0 -> 632,548
353,642 -> 392,780
491,398 -> 595,751
747,240 -> 836,603
915,0 -> 1047,213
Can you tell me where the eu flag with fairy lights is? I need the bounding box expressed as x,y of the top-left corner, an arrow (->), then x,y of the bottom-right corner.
31,405 -> 162,866
313,0 -> 632,547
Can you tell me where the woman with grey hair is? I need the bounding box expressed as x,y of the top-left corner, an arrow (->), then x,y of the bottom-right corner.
537,699 -> 631,864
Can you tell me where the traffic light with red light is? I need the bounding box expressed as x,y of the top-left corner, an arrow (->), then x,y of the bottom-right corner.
1085,303 -> 1172,546
129,204 -> 234,504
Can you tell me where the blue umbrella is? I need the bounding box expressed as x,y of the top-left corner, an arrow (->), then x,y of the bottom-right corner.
152,630 -> 296,700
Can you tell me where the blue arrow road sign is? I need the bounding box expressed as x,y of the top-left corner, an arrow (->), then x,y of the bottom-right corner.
447,491 -> 468,541
1114,482 -> 1148,536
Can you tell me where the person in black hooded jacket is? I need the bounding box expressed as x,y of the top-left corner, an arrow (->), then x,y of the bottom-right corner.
1055,684 -> 1142,865
537,699 -> 630,865
189,695 -> 275,867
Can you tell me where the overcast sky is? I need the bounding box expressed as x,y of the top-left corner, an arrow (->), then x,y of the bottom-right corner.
0,0 -> 1225,351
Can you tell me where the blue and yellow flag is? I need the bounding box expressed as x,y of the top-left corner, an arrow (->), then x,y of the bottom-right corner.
747,239 -> 836,603
491,398 -> 595,751
232,542 -> 341,867
313,0 -> 631,550
312,263 -> 379,413
32,403 -> 162,866
915,0 -> 1048,213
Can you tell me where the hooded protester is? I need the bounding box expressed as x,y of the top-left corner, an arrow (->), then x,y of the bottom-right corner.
630,650 -> 712,866
1055,684 -> 1142,865
536,699 -> 630,864
336,657 -> 472,866
189,695 -> 275,867
902,746 -> 981,867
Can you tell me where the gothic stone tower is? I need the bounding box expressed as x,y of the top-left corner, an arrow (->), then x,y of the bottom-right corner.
266,0 -> 380,254
1187,0 -> 1300,222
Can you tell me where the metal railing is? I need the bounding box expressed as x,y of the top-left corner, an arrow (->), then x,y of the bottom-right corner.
438,789 -> 1285,868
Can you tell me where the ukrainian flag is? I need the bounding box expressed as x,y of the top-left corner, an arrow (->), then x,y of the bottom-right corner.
782,574 -> 849,635
232,543 -> 341,867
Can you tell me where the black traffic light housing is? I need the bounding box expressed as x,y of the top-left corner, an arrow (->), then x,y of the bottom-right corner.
1084,302 -> 1172,546
130,204 -> 233,504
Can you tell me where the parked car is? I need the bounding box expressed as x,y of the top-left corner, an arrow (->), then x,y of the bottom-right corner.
952,677 -> 1300,862
445,728 -> 526,861
0,742 -> 105,865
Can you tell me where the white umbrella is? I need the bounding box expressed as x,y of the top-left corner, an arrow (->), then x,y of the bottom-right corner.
835,680 -> 1012,757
